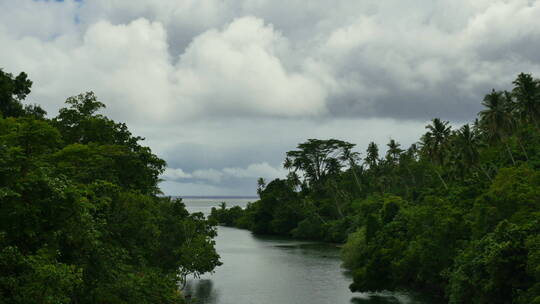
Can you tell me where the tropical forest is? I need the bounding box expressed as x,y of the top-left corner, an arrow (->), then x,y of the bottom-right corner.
210,73 -> 540,304
0,69 -> 221,303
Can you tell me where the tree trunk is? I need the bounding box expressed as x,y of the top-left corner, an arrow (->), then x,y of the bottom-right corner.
332,195 -> 344,219
478,165 -> 492,181
435,169 -> 448,190
350,164 -> 362,193
504,142 -> 516,165
516,138 -> 529,161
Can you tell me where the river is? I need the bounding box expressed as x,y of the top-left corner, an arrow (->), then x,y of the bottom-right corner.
183,197 -> 429,304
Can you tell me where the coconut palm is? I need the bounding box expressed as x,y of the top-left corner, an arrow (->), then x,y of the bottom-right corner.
365,142 -> 379,169
451,124 -> 490,180
454,125 -> 479,167
420,118 -> 451,188
512,73 -> 540,127
421,118 -> 452,165
479,89 -> 516,165
386,139 -> 403,163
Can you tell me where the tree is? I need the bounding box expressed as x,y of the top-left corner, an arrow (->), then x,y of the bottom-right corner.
257,177 -> 266,196
479,90 -> 516,165
343,147 -> 362,192
0,70 -> 45,119
448,221 -> 537,304
386,139 -> 403,164
285,139 -> 356,186
512,73 -> 540,127
0,70 -> 220,304
365,142 -> 380,169
421,118 -> 452,165
420,118 -> 451,188
53,92 -> 142,148
452,124 -> 482,177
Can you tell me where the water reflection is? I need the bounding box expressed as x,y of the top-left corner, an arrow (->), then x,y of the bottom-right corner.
185,279 -> 407,304
184,280 -> 218,304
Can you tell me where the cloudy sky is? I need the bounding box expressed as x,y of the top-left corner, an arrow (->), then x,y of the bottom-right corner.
2,0 -> 540,195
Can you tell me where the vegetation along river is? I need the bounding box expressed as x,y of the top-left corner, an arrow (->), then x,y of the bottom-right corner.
183,197 -> 430,304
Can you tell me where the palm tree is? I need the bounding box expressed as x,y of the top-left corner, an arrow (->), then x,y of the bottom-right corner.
386,139 -> 403,163
420,118 -> 452,188
384,139 -> 404,189
406,143 -> 419,160
401,143 -> 419,185
343,148 -> 362,192
455,125 -> 479,166
504,90 -> 529,161
421,118 -> 452,165
479,89 -> 516,165
452,124 -> 489,180
365,142 -> 379,169
286,172 -> 300,189
283,157 -> 293,170
512,73 -> 540,127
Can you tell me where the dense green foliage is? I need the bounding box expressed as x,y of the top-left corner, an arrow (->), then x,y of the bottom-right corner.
209,203 -> 245,227
219,73 -> 540,303
0,70 -> 221,303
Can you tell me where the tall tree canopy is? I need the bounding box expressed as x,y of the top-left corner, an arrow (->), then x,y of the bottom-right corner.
0,70 -> 220,304
284,139 -> 357,185
0,69 -> 44,118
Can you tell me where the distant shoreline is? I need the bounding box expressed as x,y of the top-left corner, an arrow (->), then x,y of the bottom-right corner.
170,195 -> 259,199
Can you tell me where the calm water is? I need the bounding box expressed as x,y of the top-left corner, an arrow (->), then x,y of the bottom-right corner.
182,198 -> 428,304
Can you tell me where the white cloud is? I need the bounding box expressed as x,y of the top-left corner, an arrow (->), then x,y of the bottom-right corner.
0,17 -> 174,122
172,16 -> 328,117
163,162 -> 286,185
3,0 -> 540,195
160,180 -> 240,196
223,162 -> 286,179
4,0 -> 540,122
1,13 -> 328,121
192,169 -> 224,183
162,168 -> 192,179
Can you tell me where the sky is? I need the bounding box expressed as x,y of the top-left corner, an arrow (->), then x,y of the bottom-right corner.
1,0 -> 540,195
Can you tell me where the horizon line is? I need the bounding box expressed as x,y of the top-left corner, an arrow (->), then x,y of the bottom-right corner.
164,195 -> 259,198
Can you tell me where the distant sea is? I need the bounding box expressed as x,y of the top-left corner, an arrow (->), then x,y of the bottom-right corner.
175,195 -> 258,199
171,196 -> 258,216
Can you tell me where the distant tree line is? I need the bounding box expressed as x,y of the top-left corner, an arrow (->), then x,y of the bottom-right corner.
0,69 -> 221,304
210,73 -> 540,304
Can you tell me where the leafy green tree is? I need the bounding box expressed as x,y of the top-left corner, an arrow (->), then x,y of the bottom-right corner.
257,177 -> 266,196
0,70 -> 220,304
448,221 -> 538,304
285,139 -> 356,186
0,70 -> 32,118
